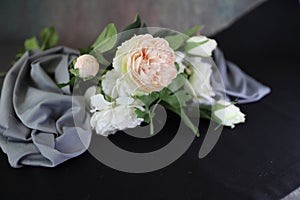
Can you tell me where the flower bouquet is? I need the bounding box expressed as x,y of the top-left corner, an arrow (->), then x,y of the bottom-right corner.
0,15 -> 270,169
66,16 -> 245,137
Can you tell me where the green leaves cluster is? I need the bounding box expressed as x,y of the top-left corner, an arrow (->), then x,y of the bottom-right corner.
85,14 -> 146,66
57,15 -> 145,88
16,27 -> 58,60
135,74 -> 200,136
165,25 -> 202,50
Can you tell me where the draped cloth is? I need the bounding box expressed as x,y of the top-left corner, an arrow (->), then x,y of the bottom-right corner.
0,46 -> 91,168
213,48 -> 270,104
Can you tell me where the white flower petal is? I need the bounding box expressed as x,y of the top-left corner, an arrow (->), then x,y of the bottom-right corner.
102,69 -> 120,98
187,57 -> 215,104
175,51 -> 186,74
116,96 -> 135,105
90,98 -> 144,136
90,94 -> 112,111
186,36 -> 217,57
214,100 -> 246,128
84,86 -> 97,104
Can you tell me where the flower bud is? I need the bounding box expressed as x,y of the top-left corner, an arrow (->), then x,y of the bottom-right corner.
213,100 -> 245,128
74,54 -> 99,78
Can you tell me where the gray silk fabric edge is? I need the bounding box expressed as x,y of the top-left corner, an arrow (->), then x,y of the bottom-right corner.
0,46 -> 270,168
213,48 -> 271,104
0,46 -> 91,168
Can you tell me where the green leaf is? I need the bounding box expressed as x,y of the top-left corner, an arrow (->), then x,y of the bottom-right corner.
181,110 -> 200,136
135,108 -> 146,118
56,82 -> 69,89
184,39 -> 209,53
57,76 -> 76,88
158,88 -> 172,100
13,26 -> 58,65
164,34 -> 185,50
159,88 -> 192,109
123,14 -> 142,31
0,72 -> 7,78
90,52 -> 110,66
92,23 -> 117,52
24,37 -> 40,50
175,62 -> 180,72
137,86 -> 195,135
135,108 -> 151,124
78,46 -> 94,55
167,74 -> 186,92
136,92 -> 159,109
199,109 -> 212,120
40,27 -> 58,50
163,102 -> 199,136
183,25 -> 202,37
159,88 -> 178,108
16,49 -> 26,59
70,68 -> 79,76
174,90 -> 192,106
153,30 -> 173,38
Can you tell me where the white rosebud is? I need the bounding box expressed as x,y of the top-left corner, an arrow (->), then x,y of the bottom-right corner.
74,54 -> 99,78
213,100 -> 246,128
185,36 -> 217,57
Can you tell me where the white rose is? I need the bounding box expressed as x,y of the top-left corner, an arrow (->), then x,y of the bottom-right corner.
74,54 -> 99,78
185,36 -> 217,57
102,69 -> 136,99
185,57 -> 215,104
213,100 -> 246,128
89,93 -> 144,136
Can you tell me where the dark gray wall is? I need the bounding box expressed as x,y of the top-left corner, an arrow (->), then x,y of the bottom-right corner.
0,0 -> 265,48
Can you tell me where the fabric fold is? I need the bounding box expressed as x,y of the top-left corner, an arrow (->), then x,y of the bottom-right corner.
213,48 -> 271,104
0,46 -> 91,168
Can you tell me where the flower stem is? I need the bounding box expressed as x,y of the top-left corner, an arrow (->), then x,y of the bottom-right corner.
149,99 -> 161,135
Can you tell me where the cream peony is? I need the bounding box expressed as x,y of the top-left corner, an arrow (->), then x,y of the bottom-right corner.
74,54 -> 99,78
213,100 -> 246,128
89,94 -> 144,136
185,36 -> 217,57
104,34 -> 177,97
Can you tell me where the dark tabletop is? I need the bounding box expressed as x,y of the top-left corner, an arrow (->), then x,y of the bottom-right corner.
0,0 -> 300,199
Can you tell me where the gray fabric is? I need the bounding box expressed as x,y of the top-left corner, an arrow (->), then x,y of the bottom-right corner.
0,46 -> 91,168
213,48 -> 271,104
282,187 -> 300,200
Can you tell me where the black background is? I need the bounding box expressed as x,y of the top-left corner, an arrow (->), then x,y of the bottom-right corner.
0,0 -> 300,199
